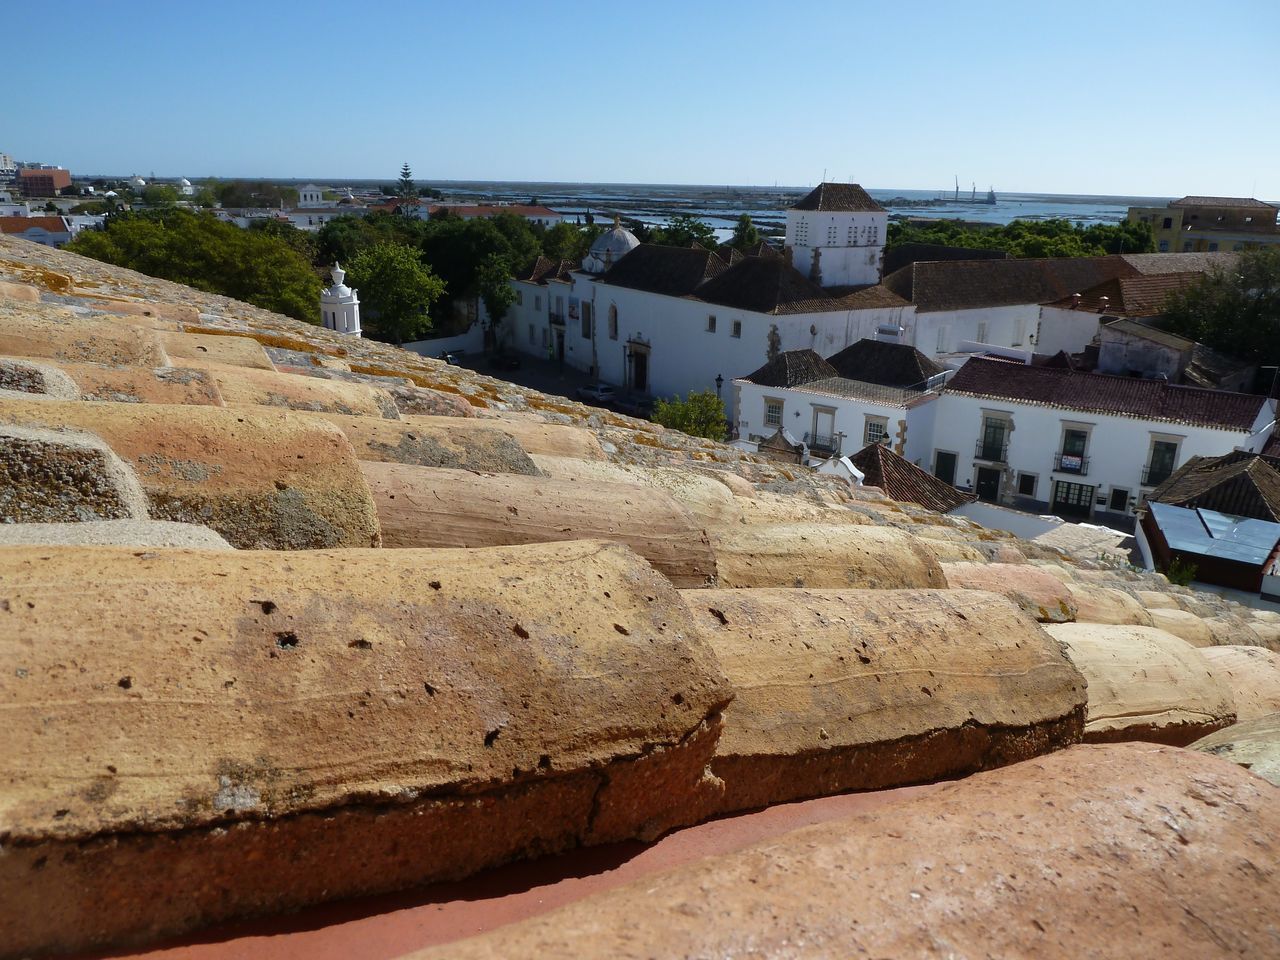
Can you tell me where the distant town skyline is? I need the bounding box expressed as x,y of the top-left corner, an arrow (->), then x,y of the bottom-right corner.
10,0 -> 1280,200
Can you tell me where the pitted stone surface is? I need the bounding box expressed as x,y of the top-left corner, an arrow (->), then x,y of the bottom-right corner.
0,357 -> 80,399
0,398 -> 380,548
682,587 -> 1086,814
1198,645 -> 1280,720
312,412 -> 539,474
1047,623 -> 1236,745
0,519 -> 232,549
0,422 -> 148,522
1190,713 -> 1280,785
414,744 -> 1280,960
0,540 -> 731,956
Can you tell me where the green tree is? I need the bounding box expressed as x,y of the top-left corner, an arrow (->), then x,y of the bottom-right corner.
215,180 -> 298,209
141,184 -> 180,205
885,217 -> 1155,259
477,253 -> 517,335
397,163 -> 416,199
1162,247 -> 1280,363
649,213 -> 718,249
67,209 -> 321,322
248,218 -> 319,265
345,241 -> 445,345
729,214 -> 761,251
652,390 -> 728,440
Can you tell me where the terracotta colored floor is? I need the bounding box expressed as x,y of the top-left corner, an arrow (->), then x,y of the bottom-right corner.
88,783 -> 939,960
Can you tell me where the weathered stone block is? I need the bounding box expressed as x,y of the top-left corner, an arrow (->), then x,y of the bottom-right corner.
361,461 -> 718,588
1047,623 -> 1235,745
0,540 -> 731,956
1198,645 -> 1280,720
941,561 -> 1077,622
683,588 -> 1086,815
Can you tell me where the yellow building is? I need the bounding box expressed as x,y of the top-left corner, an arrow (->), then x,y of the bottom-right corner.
1128,196 -> 1279,253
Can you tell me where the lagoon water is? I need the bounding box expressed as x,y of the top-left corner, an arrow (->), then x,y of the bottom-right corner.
419,180 -> 1174,231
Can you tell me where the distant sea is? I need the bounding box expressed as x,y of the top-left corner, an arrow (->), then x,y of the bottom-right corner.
295,178 -> 1181,239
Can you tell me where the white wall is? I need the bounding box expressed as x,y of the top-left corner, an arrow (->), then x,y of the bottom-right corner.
952,501 -> 1064,539
733,378 -> 940,460
403,322 -> 485,358
785,208 -> 886,287
508,270 -> 916,419
929,390 -> 1270,518
1035,305 -> 1111,356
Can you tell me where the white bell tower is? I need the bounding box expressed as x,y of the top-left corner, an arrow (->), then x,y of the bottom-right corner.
320,263 -> 361,337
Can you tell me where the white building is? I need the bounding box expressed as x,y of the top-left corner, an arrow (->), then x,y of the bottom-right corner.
178,178 -> 194,197
929,356 -> 1275,524
733,341 -> 948,462
785,182 -> 887,287
297,184 -> 336,207
0,215 -> 72,247
502,185 -> 911,418
320,263 -> 361,337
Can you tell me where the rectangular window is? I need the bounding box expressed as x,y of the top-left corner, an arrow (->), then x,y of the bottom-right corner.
535,295 -> 542,311
707,315 -> 717,333
976,321 -> 988,344
1208,242 -> 1219,252
731,320 -> 742,338
936,325 -> 949,353
764,400 -> 783,427
581,302 -> 591,339
516,290 -> 523,306
934,451 -> 957,485
1013,317 -> 1026,346
541,328 -> 548,348
528,323 -> 535,345
1018,472 -> 1037,497
1158,240 -> 1169,252
1146,440 -> 1179,485
1162,217 -> 1172,229
1109,488 -> 1130,512
864,417 -> 888,446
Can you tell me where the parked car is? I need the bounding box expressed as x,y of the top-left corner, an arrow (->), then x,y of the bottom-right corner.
614,394 -> 656,419
575,383 -> 617,405
439,350 -> 464,366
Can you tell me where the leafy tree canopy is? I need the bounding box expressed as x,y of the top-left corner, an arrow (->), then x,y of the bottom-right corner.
212,180 -> 299,209
649,213 -> 718,250
538,221 -> 601,262
885,218 -> 1155,259
66,209 -> 321,322
652,390 -> 727,440
345,241 -> 445,345
1161,247 -> 1280,364
729,213 -> 761,251
141,184 -> 180,205
477,252 -> 517,328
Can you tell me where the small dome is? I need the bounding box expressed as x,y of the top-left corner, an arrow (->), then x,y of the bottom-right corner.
589,223 -> 640,261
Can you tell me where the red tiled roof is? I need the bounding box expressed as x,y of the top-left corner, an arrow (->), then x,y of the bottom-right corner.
1170,196 -> 1278,210
946,356 -> 1266,431
0,216 -> 68,234
1047,274 -> 1202,317
791,183 -> 885,213
849,442 -> 976,513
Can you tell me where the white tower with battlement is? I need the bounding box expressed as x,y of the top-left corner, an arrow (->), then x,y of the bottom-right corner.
320,263 -> 361,337
785,182 -> 888,287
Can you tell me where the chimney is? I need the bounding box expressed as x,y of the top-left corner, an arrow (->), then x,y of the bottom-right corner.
1070,293 -> 1081,309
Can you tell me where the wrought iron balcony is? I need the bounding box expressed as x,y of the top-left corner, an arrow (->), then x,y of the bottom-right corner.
804,431 -> 840,455
1054,452 -> 1090,475
1142,464 -> 1174,486
975,439 -> 1008,463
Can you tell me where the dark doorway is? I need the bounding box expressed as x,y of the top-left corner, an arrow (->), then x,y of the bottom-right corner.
1052,480 -> 1095,519
554,330 -> 565,364
632,351 -> 649,392
934,451 -> 957,485
976,467 -> 1001,502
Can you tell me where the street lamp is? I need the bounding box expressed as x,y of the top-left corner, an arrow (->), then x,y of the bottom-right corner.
715,374 -> 723,398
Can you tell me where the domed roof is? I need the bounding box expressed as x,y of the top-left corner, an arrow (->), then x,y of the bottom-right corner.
589,222 -> 640,261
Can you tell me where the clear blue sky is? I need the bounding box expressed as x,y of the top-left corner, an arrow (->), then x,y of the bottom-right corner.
10,0 -> 1280,197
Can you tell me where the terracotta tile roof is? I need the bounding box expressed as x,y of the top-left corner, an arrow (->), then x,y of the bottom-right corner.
596,243 -> 728,297
883,256 -> 1135,313
1050,274 -> 1201,317
1119,251 -> 1239,275
882,242 -> 1010,277
1148,451 -> 1280,523
825,339 -> 944,389
694,256 -> 834,314
0,216 -> 68,234
945,356 -> 1267,430
790,377 -> 924,407
739,349 -> 837,388
790,183 -> 885,213
849,442 -> 975,513
1170,196 -> 1278,210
